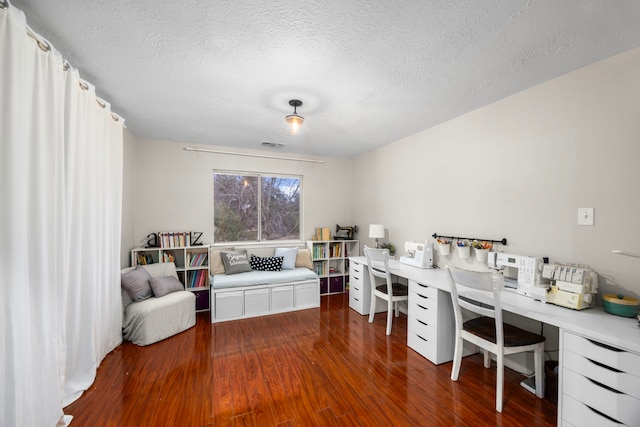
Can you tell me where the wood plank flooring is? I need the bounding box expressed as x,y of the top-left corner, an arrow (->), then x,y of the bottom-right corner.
64,293 -> 558,426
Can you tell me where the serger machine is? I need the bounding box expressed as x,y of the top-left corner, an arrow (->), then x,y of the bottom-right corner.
542,264 -> 598,310
399,241 -> 433,268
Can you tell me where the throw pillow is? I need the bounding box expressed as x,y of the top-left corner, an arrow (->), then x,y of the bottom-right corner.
249,255 -> 284,271
210,246 -> 235,275
149,275 -> 184,298
220,250 -> 252,275
261,256 -> 284,271
121,266 -> 153,302
274,247 -> 298,270
250,254 -> 263,270
295,248 -> 313,270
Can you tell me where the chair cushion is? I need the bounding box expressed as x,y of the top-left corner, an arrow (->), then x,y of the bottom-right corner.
375,283 -> 409,297
464,316 -> 545,347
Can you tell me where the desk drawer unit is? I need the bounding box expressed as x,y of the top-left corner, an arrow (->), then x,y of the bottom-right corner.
348,261 -> 388,315
560,330 -> 640,426
407,280 -> 455,365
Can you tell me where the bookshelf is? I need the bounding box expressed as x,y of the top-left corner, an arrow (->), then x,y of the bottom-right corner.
131,246 -> 210,311
306,240 -> 359,295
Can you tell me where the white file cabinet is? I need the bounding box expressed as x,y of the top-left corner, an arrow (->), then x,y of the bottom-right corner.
348,259 -> 385,315
407,280 -> 456,365
559,330 -> 640,426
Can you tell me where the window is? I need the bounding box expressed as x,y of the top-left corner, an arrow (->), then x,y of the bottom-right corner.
213,172 -> 301,243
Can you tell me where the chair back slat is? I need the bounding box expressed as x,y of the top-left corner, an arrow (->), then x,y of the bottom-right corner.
364,247 -> 392,284
447,264 -> 505,343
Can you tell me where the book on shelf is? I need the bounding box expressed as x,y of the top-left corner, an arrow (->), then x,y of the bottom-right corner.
157,231 -> 191,248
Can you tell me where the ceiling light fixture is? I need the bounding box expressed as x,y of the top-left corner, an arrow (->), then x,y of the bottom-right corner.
284,99 -> 305,135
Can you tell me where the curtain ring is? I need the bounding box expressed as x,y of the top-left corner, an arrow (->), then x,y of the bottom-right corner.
111,113 -> 120,122
37,38 -> 51,52
63,61 -> 70,71
0,1 -> 8,10
78,81 -> 89,91
96,99 -> 106,109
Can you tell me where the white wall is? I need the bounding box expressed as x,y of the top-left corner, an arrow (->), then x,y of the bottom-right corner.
122,139 -> 352,263
352,47 -> 640,299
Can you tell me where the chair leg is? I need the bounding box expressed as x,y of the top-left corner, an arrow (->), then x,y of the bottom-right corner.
534,343 -> 545,398
368,294 -> 376,324
386,298 -> 393,335
395,301 -> 400,317
451,335 -> 463,381
483,350 -> 491,368
496,353 -> 504,412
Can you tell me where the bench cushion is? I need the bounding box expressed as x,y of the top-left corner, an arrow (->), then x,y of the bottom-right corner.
211,267 -> 317,289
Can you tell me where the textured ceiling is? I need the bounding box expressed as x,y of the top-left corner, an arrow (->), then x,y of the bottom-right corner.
10,0 -> 640,158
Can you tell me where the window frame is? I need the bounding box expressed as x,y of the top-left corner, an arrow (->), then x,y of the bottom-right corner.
213,170 -> 303,245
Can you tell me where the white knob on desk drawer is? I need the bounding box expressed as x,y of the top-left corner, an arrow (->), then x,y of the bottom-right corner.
583,293 -> 594,304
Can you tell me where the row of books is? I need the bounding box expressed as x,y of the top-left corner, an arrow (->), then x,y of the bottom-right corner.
312,227 -> 332,241
137,253 -> 155,265
158,231 -> 191,248
329,243 -> 346,258
312,244 -> 328,259
187,270 -> 207,288
313,261 -> 326,276
162,252 -> 176,263
187,252 -> 208,267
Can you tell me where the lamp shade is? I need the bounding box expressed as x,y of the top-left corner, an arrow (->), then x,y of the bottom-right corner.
284,99 -> 306,135
369,224 -> 385,239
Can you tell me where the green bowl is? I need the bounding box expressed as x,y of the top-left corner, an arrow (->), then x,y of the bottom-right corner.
602,294 -> 639,318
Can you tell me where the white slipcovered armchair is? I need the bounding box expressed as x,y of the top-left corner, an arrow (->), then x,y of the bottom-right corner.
121,262 -> 195,346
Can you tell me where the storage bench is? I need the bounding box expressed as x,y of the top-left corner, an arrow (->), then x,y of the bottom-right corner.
210,268 -> 319,323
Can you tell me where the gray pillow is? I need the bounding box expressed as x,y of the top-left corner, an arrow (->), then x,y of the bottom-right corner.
275,247 -> 298,270
220,250 -> 252,275
121,266 -> 153,302
149,275 -> 184,298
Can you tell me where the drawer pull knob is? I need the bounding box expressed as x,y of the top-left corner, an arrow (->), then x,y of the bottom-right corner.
417,319 -> 428,326
417,294 -> 429,299
416,334 -> 428,342
417,283 -> 429,289
416,304 -> 428,310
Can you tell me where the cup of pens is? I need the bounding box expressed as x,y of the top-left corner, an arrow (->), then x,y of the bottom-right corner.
456,241 -> 471,259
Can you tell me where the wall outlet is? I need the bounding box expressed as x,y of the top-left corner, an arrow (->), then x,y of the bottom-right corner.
578,208 -> 594,226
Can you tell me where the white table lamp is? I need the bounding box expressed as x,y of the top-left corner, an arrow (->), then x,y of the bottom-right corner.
369,224 -> 385,248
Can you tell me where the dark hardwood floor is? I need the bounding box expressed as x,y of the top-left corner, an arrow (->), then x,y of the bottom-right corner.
65,293 -> 557,426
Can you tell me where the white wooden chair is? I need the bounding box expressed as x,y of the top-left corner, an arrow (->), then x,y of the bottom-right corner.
364,247 -> 408,335
446,264 -> 545,412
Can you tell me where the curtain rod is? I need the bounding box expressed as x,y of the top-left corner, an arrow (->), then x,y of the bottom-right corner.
2,1 -> 123,123
183,147 -> 325,164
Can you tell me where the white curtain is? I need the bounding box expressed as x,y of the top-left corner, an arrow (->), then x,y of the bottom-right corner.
0,3 -> 124,426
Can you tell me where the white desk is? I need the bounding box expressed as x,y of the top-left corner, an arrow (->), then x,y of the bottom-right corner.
350,256 -> 640,426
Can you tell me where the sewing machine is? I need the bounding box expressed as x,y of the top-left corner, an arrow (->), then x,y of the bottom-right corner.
399,241 -> 433,268
487,252 -> 549,302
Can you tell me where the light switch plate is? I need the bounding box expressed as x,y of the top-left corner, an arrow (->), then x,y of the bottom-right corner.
578,208 -> 594,226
